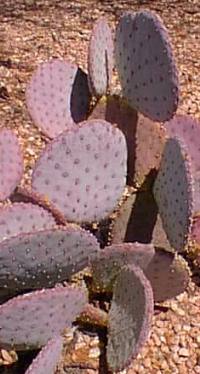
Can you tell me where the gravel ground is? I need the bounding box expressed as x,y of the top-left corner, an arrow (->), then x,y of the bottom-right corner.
0,0 -> 200,373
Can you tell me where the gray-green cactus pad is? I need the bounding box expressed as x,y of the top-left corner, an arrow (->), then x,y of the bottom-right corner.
153,137 -> 194,251
115,10 -> 179,121
0,285 -> 87,350
107,264 -> 154,371
0,226 -> 99,292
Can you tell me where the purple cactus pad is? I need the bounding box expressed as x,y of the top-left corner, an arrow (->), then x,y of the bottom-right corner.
88,17 -> 114,96
26,59 -> 91,138
0,203 -> 56,242
153,137 -> 194,251
0,285 -> 87,350
31,119 -> 127,223
25,336 -> 63,374
115,10 -> 179,121
107,264 -> 154,371
145,248 -> 190,302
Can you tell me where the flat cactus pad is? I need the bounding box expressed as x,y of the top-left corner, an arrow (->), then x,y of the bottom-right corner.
25,336 -> 63,374
26,59 -> 91,138
115,10 -> 179,121
153,137 -> 194,252
107,264 -> 154,371
166,114 -> 200,213
0,285 -> 87,350
92,242 -> 155,292
0,203 -> 56,242
0,226 -> 99,292
0,128 -> 23,201
88,17 -> 114,96
31,119 -> 127,223
145,248 -> 190,302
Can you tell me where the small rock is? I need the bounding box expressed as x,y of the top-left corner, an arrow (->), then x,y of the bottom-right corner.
179,348 -> 190,357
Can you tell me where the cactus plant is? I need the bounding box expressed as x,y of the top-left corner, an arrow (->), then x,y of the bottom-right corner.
0,8 -> 196,374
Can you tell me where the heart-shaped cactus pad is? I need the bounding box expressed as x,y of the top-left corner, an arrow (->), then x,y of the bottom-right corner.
26,59 -> 91,138
115,10 -> 179,121
0,128 -> 23,201
88,17 -> 114,96
31,119 -> 127,223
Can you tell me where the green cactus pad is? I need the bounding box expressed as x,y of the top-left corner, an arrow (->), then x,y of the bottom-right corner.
88,18 -> 114,96
145,248 -> 190,302
0,285 -> 87,350
31,119 -> 127,223
153,137 -> 194,251
107,264 -> 154,371
0,203 -> 56,242
115,10 -> 179,121
92,242 -> 155,292
25,336 -> 63,374
0,226 -> 99,292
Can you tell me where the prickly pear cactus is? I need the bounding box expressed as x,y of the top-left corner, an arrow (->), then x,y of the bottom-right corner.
107,264 -> 154,372
0,226 -> 99,292
153,137 -> 194,252
0,128 -> 23,201
26,59 -> 91,138
88,17 -> 114,96
115,10 -> 179,121
25,336 -> 63,374
31,119 -> 127,223
0,285 -> 87,350
0,203 -> 56,242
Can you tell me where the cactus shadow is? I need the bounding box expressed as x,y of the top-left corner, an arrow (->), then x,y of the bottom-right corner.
70,68 -> 91,124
